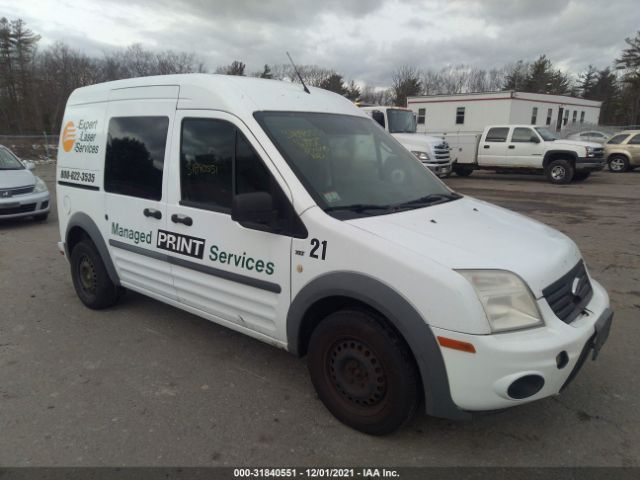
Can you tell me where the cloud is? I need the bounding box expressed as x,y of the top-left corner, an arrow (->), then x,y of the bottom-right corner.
0,0 -> 638,87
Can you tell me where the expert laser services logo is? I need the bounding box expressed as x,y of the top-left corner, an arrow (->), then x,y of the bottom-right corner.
62,119 -> 100,154
62,121 -> 76,152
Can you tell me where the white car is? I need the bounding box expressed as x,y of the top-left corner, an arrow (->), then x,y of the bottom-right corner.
0,145 -> 50,221
56,74 -> 613,435
566,131 -> 610,144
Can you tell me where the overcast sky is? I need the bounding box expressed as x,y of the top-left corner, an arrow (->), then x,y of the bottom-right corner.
2,0 -> 639,86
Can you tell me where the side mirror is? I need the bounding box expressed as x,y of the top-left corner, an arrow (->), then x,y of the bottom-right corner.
530,135 -> 540,143
24,161 -> 35,171
371,111 -> 385,128
232,192 -> 274,229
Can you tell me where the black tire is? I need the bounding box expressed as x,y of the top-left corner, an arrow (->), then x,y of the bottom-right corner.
573,171 -> 591,181
308,309 -> 420,435
453,164 -> 474,177
33,212 -> 49,221
70,239 -> 119,309
545,159 -> 574,184
608,155 -> 629,173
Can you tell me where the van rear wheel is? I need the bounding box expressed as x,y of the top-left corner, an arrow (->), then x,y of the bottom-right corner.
307,310 -> 419,435
70,239 -> 119,310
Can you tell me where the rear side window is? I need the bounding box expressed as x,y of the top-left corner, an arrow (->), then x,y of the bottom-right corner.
485,127 -> 509,142
607,134 -> 630,145
104,116 -> 169,200
629,134 -> 640,145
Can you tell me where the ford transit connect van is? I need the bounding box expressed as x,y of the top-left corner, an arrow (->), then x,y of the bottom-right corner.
56,74 -> 613,435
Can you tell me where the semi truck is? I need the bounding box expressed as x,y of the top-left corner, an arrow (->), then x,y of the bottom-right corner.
447,125 -> 605,184
360,106 -> 452,177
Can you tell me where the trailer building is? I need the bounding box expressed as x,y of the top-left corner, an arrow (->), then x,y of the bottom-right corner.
407,91 -> 602,134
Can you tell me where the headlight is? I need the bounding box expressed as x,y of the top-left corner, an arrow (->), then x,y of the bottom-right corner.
34,176 -> 48,193
586,146 -> 594,157
411,151 -> 430,162
457,270 -> 543,333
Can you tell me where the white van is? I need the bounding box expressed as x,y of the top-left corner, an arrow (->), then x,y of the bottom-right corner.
56,74 -> 613,435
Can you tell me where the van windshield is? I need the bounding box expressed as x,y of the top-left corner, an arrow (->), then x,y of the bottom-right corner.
0,147 -> 24,170
255,112 -> 457,219
387,109 -> 417,133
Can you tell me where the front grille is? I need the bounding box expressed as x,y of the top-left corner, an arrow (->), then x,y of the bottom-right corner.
0,203 -> 36,215
433,143 -> 451,164
591,148 -> 604,158
0,185 -> 35,197
542,260 -> 593,324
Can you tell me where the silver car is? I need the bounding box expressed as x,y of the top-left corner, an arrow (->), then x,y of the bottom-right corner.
0,145 -> 50,221
566,131 -> 610,144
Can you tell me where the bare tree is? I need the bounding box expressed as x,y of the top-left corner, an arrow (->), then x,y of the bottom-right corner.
391,65 -> 422,106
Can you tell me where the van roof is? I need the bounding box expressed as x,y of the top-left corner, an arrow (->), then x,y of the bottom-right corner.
67,73 -> 362,117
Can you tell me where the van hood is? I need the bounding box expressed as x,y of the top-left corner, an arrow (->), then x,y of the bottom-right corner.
0,168 -> 35,189
392,133 -> 444,149
346,196 -> 581,297
549,139 -> 601,149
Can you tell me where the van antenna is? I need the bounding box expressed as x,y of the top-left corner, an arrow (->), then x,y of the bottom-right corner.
286,52 -> 310,94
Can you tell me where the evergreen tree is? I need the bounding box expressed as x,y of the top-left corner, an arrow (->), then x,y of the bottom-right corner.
259,64 -> 273,79
578,65 -> 598,98
318,73 -> 347,96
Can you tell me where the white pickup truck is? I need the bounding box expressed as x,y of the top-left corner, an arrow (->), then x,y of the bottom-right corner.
361,106 -> 452,177
447,125 -> 606,184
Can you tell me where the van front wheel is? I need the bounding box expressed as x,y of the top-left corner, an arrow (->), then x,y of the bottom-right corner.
70,239 -> 119,310
308,310 -> 420,435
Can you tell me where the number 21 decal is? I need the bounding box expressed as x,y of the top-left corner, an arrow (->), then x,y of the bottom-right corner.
310,238 -> 328,260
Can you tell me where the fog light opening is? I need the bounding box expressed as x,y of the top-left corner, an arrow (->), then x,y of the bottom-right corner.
507,375 -> 545,400
556,351 -> 569,369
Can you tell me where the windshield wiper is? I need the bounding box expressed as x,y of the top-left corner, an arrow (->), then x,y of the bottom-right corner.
324,203 -> 391,213
391,192 -> 462,210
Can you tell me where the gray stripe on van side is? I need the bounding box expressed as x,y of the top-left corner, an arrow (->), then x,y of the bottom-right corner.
108,239 -> 281,294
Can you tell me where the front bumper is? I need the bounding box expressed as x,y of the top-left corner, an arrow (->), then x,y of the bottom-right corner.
0,191 -> 50,219
576,156 -> 606,171
425,163 -> 452,177
432,279 -> 612,411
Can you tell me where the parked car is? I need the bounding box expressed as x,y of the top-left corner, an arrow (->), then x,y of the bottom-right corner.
0,145 -> 50,221
57,75 -> 612,435
566,130 -> 610,144
603,130 -> 640,172
446,125 -> 605,184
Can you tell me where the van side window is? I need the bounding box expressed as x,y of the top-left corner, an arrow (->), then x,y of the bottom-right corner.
180,119 -> 234,211
485,127 -> 509,142
104,116 -> 169,200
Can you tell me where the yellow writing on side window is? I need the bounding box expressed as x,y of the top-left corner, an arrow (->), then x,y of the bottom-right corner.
187,162 -> 219,176
286,129 -> 328,161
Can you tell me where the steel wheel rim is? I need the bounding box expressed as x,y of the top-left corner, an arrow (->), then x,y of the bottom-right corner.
327,338 -> 387,411
78,255 -> 97,293
551,165 -> 566,180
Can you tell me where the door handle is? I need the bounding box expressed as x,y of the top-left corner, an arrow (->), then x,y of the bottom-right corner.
483,145 -> 490,149
508,145 -> 515,149
143,208 -> 162,220
171,213 -> 193,226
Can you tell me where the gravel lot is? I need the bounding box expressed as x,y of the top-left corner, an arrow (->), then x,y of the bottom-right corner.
1,164 -> 639,467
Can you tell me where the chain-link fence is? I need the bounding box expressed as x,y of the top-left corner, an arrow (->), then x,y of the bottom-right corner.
0,134 -> 59,161
559,123 -> 640,139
